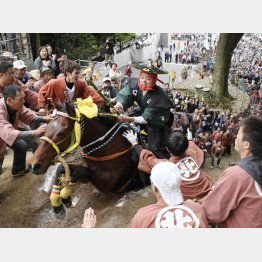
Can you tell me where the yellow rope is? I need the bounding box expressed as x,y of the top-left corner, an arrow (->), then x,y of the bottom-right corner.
56,155 -> 73,188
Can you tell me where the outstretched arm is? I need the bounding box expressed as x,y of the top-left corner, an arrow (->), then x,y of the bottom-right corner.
123,130 -> 164,174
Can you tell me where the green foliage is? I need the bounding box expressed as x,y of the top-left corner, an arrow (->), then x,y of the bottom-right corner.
112,33 -> 136,42
29,33 -> 137,60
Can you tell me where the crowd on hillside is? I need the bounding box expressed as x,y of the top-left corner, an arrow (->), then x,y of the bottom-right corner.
155,33 -> 218,68
230,34 -> 262,89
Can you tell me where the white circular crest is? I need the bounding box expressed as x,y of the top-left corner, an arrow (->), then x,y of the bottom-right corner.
155,205 -> 200,228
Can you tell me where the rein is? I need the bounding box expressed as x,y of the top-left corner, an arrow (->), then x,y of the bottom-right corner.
81,146 -> 132,161
41,111 -> 131,162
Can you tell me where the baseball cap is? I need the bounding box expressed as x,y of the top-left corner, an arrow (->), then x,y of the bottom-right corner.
40,66 -> 52,75
13,60 -> 27,69
151,162 -> 184,206
103,77 -> 111,83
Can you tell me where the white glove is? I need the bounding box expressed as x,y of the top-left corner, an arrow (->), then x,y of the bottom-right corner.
122,130 -> 138,144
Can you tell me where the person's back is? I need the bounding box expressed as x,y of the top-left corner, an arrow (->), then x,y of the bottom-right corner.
130,162 -> 209,228
201,116 -> 262,227
130,198 -> 209,228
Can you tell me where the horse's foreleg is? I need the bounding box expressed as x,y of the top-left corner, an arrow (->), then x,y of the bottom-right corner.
60,186 -> 73,208
50,164 -> 67,219
71,167 -> 90,183
60,167 -> 90,210
50,184 -> 66,219
51,165 -> 90,219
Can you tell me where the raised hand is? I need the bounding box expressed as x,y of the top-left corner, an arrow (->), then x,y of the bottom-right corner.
122,130 -> 138,145
82,207 -> 97,228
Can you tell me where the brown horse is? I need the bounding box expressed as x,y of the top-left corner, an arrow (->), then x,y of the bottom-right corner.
30,102 -> 148,219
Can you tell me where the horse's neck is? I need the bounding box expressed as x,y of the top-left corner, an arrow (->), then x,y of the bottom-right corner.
80,117 -> 128,154
81,117 -> 114,145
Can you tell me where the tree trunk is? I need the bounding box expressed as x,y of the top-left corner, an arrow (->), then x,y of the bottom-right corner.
212,33 -> 243,100
35,33 -> 41,53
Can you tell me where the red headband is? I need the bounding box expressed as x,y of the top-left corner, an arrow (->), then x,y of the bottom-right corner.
138,71 -> 157,91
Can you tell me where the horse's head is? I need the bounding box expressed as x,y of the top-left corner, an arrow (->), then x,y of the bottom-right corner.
31,103 -> 77,175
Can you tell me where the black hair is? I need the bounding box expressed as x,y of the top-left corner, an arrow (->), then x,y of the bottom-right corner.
3,85 -> 22,100
0,61 -> 13,73
166,131 -> 189,156
240,116 -> 262,157
64,60 -> 81,75
38,46 -> 50,60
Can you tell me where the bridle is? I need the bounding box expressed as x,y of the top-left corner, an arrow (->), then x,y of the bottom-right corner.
40,130 -> 74,156
40,111 -> 132,161
40,111 -> 78,156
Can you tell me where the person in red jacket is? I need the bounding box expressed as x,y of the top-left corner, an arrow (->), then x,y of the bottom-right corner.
124,64 -> 132,77
38,60 -> 105,114
210,141 -> 224,168
221,128 -> 234,155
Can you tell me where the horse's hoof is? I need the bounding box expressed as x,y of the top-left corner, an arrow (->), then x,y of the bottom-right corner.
53,205 -> 66,220
62,197 -> 72,208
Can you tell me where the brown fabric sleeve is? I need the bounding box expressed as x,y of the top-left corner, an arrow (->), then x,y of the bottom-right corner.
186,141 -> 204,168
38,80 -> 55,108
138,149 -> 166,174
201,167 -> 243,224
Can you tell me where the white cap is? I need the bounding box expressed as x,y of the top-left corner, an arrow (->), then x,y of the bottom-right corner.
13,60 -> 27,69
151,162 -> 184,206
103,77 -> 111,83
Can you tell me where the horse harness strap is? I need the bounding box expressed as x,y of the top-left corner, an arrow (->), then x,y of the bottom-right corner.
81,123 -> 119,150
81,146 -> 133,161
40,128 -> 74,156
40,136 -> 61,155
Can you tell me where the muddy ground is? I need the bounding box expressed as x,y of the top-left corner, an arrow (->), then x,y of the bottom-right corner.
0,147 -> 240,228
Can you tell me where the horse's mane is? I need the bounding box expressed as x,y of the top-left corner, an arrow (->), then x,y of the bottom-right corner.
81,113 -> 119,128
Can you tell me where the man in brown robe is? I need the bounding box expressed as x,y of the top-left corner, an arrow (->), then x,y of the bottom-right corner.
130,162 -> 209,228
123,130 -> 213,200
0,85 -> 52,177
201,116 -> 262,227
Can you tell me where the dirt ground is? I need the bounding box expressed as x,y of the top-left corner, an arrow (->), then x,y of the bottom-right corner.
0,147 -> 240,228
